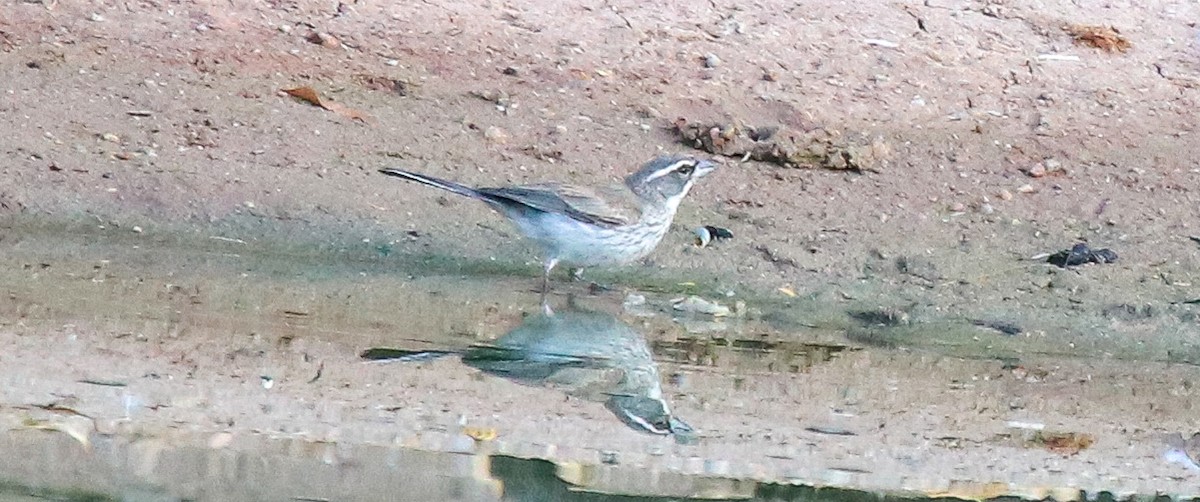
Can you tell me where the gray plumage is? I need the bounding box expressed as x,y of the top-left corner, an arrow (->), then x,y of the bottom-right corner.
379,155 -> 717,298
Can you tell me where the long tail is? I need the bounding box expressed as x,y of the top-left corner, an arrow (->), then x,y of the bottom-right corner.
378,168 -> 483,199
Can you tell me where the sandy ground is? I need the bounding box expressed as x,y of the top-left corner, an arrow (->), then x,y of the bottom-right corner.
3,0 -> 1200,499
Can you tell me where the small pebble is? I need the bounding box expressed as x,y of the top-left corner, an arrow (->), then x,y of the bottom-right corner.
703,53 -> 721,68
622,293 -> 646,307
307,32 -> 340,49
673,296 -> 731,317
998,189 -> 1013,201
483,126 -> 509,144
1017,184 -> 1036,193
100,133 -> 120,143
89,13 -> 105,22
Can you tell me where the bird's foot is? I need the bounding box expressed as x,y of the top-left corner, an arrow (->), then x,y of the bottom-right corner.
587,281 -> 614,295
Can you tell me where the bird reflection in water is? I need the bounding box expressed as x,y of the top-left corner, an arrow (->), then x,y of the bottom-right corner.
363,306 -> 694,439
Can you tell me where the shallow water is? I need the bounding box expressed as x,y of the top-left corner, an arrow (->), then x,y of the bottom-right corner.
2,215 -> 1198,500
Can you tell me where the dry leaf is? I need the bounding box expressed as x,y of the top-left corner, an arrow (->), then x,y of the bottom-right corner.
1031,431 -> 1095,455
1064,25 -> 1130,52
463,427 -> 498,442
20,415 -> 95,449
282,86 -> 373,123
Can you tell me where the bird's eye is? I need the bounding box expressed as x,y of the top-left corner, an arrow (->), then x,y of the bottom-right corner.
676,163 -> 695,176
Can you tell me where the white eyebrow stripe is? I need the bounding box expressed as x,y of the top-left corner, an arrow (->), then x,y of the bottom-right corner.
643,160 -> 695,181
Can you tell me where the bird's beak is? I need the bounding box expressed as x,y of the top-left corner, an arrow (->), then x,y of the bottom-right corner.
607,395 -> 695,438
694,159 -> 719,178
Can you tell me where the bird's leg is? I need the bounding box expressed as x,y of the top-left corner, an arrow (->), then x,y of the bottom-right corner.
540,258 -> 559,306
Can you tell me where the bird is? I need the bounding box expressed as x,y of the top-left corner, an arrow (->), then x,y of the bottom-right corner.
361,305 -> 695,437
461,306 -> 694,436
378,155 -> 717,300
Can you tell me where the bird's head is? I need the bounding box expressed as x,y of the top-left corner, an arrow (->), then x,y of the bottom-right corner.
625,155 -> 718,208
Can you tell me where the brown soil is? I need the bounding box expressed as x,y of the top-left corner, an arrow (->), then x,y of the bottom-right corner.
2,0 -> 1200,499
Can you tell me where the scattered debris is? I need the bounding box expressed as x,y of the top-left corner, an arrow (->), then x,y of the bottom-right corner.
971,319 -> 1022,336
1064,24 -> 1130,52
469,89 -> 512,109
483,125 -> 509,144
182,120 -> 218,148
1029,431 -> 1095,455
1001,422 -> 1094,455
754,244 -> 800,269
694,225 -> 733,247
777,286 -> 797,297
360,348 -> 456,362
1036,54 -> 1081,62
463,426 -> 497,442
19,415 -> 95,449
77,379 -> 126,387
848,307 -> 910,326
672,296 -> 731,317
353,74 -> 412,96
1009,365 -> 1050,382
805,426 -> 857,436
32,403 -> 91,419
1047,243 -> 1118,268
282,86 -> 373,123
1024,158 -> 1065,178
305,31 -> 341,49
674,118 -> 890,172
209,235 -> 247,245
1101,303 -> 1156,321
863,38 -> 899,49
1005,420 -> 1044,431
895,255 -> 942,283
307,361 -> 324,384
520,145 -> 563,162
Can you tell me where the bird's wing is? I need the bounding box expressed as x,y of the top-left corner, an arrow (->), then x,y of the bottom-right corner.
479,182 -> 640,227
